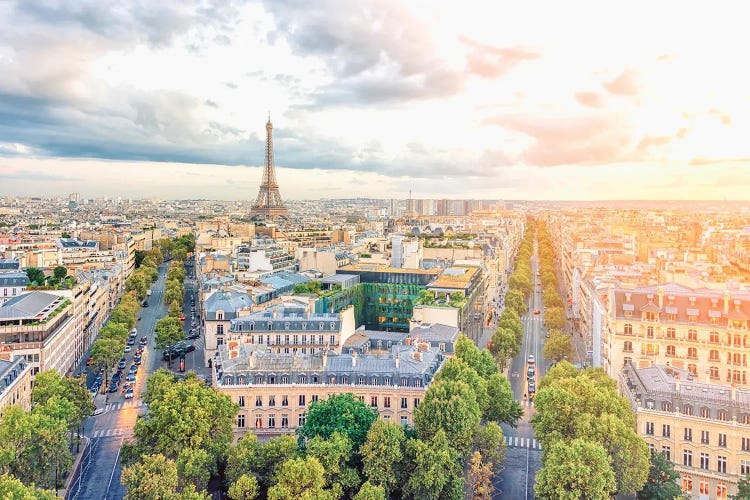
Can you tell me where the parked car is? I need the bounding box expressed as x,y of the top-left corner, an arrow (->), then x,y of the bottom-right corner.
129,364 -> 138,374
528,355 -> 535,365
118,360 -> 126,370
124,345 -> 132,353
127,373 -> 136,383
127,337 -> 136,346
186,331 -> 200,340
134,356 -> 142,365
125,389 -> 134,399
108,382 -> 118,393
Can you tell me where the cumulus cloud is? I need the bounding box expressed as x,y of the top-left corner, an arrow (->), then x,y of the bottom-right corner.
575,91 -> 604,108
459,35 -> 540,79
603,70 -> 639,96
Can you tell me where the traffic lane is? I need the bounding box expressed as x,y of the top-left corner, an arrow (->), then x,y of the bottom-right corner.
493,447 -> 543,499
74,436 -> 127,500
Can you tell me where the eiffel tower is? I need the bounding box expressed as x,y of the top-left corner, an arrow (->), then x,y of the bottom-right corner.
250,116 -> 289,220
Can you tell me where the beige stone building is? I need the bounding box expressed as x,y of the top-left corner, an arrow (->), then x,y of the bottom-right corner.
605,284 -> 750,388
0,355 -> 32,415
621,364 -> 750,499
213,340 -> 447,438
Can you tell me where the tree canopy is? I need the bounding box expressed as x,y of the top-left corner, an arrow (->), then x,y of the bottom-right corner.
299,393 -> 377,449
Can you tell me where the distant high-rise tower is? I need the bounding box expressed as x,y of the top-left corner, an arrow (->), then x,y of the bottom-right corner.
251,116 -> 289,220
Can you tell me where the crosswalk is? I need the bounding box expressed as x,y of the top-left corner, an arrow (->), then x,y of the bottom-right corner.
103,400 -> 146,412
504,436 -> 543,450
92,427 -> 134,438
522,316 -> 544,322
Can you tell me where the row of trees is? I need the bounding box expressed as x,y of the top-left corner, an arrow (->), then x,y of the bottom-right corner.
489,222 -> 534,370
90,290 -> 143,386
535,223 -> 574,363
531,362 -> 651,498
0,370 -> 94,491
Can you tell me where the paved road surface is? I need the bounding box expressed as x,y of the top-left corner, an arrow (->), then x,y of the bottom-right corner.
494,242 -> 547,499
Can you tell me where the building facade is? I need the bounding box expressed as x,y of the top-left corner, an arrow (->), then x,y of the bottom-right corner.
621,364 -> 750,499
214,341 -> 447,437
605,284 -> 750,388
0,355 -> 32,414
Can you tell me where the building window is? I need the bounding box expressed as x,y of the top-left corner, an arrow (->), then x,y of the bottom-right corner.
666,345 -> 675,356
687,347 -> 697,359
299,395 -> 306,406
662,446 -> 671,461
217,337 -> 224,346
255,416 -> 263,428
330,335 -> 336,345
268,414 -> 276,428
647,326 -> 654,338
401,397 -> 408,409
743,437 -> 750,452
682,476 -> 693,494
683,450 -> 692,467
701,408 -> 711,418
666,327 -> 676,339
370,396 -> 378,408
400,416 -> 408,426
710,367 -> 720,379
718,410 -> 728,421
413,398 -> 420,408
255,396 -> 262,407
648,443 -> 655,453
293,335 -> 298,344
385,376 -> 391,385
237,414 -> 245,428
384,397 -> 391,408
299,413 -> 307,427
684,428 -> 692,441
699,479 -> 709,496
624,341 -> 633,352
281,395 -> 288,407
719,433 -> 727,447
624,324 -> 633,335
700,453 -> 709,470
717,456 -> 727,474
717,483 -> 727,499
269,396 -> 275,407
415,379 -> 422,388
238,396 -> 245,407
662,424 -> 671,438
645,422 -> 654,435
284,335 -> 290,345
710,350 -> 720,362
687,329 -> 698,341
311,395 -> 318,403
741,460 -> 750,475
281,414 -> 288,428
710,330 -> 720,343
701,430 -> 709,444
281,375 -> 289,384
662,402 -> 672,412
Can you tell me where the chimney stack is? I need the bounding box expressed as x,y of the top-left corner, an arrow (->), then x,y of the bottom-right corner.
322,350 -> 328,368
352,350 -> 357,367
395,352 -> 400,370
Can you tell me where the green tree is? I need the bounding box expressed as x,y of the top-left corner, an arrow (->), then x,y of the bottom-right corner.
504,289 -> 527,316
414,379 -> 481,456
154,316 -> 185,350
125,273 -> 148,300
300,393 -> 377,449
90,338 -> 122,385
225,433 -> 260,486
110,307 -> 136,330
53,265 -> 67,281
454,335 -> 497,379
473,422 -> 506,466
637,451 -> 682,500
24,267 -> 45,286
508,273 -> 532,296
732,474 -> 750,500
433,358 -> 488,411
177,448 -> 215,491
489,327 -> 519,371
485,373 -> 522,427
228,474 -> 259,500
535,439 -> 616,500
403,431 -> 462,500
32,371 -> 94,448
121,453 -> 208,500
467,451 -> 493,500
129,375 -> 237,467
353,481 -> 386,500
168,300 -> 182,319
99,321 -> 129,343
306,431 -> 359,493
543,306 -> 567,331
267,457 -> 337,500
542,329 -> 573,363
360,419 -> 406,495
0,406 -> 71,489
254,435 -> 299,487
0,473 -> 57,499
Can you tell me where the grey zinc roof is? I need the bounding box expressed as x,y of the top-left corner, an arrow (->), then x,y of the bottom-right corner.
204,291 -> 253,320
0,259 -> 20,271
0,273 -> 30,287
0,291 -> 61,320
410,323 -> 460,343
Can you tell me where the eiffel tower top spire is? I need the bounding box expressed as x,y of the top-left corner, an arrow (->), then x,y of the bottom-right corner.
251,115 -> 289,220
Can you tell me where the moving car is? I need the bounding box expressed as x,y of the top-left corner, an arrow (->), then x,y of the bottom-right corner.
108,382 -> 118,393
186,331 -> 200,340
533,309 -> 540,314
125,389 -> 134,399
127,373 -> 136,383
140,336 -> 148,346
527,366 -> 535,379
527,355 -> 535,365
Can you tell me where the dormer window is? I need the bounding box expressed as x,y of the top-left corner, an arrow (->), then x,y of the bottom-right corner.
689,297 -> 696,306
302,322 -> 307,330
319,322 -> 324,330
217,311 -> 224,320
285,322 -> 290,330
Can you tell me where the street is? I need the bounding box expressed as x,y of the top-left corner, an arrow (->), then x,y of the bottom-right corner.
71,262 -> 170,500
494,244 -> 547,499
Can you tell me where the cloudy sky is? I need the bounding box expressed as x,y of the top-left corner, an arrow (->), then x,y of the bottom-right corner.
1,1 -> 749,200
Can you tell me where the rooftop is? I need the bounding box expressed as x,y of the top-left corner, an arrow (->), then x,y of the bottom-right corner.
339,263 -> 439,275
429,266 -> 479,290
0,272 -> 30,287
0,292 -> 64,321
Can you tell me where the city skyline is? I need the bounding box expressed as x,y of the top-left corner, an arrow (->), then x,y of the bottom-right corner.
1,1 -> 750,200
